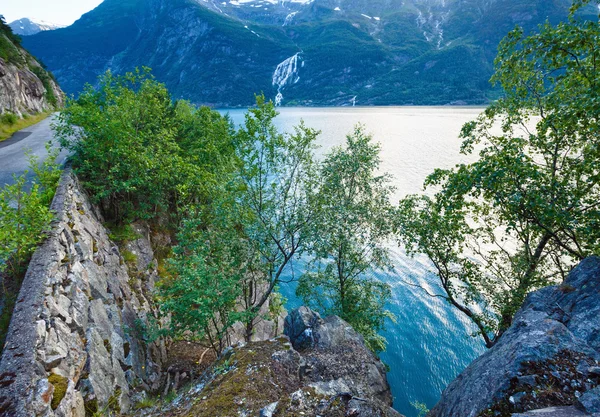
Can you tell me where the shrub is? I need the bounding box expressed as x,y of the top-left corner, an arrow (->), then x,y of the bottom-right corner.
0,112 -> 17,126
55,68 -> 237,225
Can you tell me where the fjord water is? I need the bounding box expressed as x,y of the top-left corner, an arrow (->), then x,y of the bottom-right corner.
223,107 -> 487,417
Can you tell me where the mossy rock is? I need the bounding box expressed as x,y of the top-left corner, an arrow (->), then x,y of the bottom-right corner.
186,341 -> 301,417
121,250 -> 138,266
48,373 -> 68,410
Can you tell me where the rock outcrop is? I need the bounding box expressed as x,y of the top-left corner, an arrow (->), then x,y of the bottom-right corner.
0,56 -> 63,116
285,306 -> 394,406
0,171 -> 166,417
430,257 -> 600,417
137,307 -> 402,417
0,25 -> 63,117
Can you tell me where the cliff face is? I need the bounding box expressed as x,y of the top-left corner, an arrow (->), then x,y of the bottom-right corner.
430,257 -> 600,417
0,22 -> 64,117
0,58 -> 63,116
135,306 -> 401,417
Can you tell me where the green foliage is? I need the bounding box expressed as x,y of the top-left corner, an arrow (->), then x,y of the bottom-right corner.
29,65 -> 58,107
159,199 -> 253,355
55,68 -> 237,224
234,95 -> 320,328
134,396 -> 158,410
28,143 -> 62,205
0,15 -> 22,46
121,250 -> 138,266
0,113 -> 17,126
397,3 -> 600,348
268,288 -> 287,324
0,145 -> 61,279
159,98 -> 399,352
0,16 -> 24,65
297,125 -> 396,353
107,223 -> 139,245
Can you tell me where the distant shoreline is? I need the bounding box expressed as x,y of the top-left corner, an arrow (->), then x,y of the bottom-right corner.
216,105 -> 489,111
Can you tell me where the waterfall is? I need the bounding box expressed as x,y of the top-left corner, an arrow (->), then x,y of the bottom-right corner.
272,53 -> 301,106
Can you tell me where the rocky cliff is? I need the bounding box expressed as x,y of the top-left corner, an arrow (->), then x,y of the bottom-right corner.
0,20 -> 63,117
430,257 -> 600,417
134,306 -> 401,417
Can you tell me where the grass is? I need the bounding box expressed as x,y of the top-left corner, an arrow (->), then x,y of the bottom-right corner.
107,223 -> 140,245
134,396 -> 159,410
0,294 -> 16,354
0,111 -> 52,142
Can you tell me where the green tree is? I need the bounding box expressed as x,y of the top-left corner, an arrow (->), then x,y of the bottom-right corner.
159,198 -> 256,355
55,68 -> 237,224
397,1 -> 600,348
297,125 -> 396,353
235,95 -> 320,339
171,101 -> 237,216
55,68 -> 182,222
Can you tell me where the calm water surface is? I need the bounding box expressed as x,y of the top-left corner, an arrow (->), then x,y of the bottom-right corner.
222,107 -> 487,417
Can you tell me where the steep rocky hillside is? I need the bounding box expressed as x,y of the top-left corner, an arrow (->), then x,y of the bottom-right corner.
21,0 -> 599,107
0,18 -> 63,116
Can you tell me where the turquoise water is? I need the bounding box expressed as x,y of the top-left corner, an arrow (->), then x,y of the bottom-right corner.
222,107 -> 487,417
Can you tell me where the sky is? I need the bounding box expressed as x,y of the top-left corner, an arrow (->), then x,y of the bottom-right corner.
1,0 -> 103,26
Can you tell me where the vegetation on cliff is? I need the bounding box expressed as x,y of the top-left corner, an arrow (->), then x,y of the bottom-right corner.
0,15 -> 62,140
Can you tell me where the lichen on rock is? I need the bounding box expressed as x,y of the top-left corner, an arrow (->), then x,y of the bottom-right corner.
135,308 -> 402,417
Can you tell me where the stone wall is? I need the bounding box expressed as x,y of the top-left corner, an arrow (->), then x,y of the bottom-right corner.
0,171 -> 166,417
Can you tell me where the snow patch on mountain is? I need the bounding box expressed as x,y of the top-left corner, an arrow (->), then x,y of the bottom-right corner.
273,53 -> 302,106
416,4 -> 450,49
283,11 -> 299,26
228,0 -> 313,5
9,18 -> 65,36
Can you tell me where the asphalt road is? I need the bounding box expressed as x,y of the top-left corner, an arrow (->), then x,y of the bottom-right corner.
0,115 -> 68,187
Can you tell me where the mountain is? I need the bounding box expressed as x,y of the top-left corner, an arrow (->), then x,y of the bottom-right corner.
8,18 -> 65,36
21,0 -> 599,107
0,18 -> 64,116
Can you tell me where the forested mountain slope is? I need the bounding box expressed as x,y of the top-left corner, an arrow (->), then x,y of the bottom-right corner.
22,0 -> 597,106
